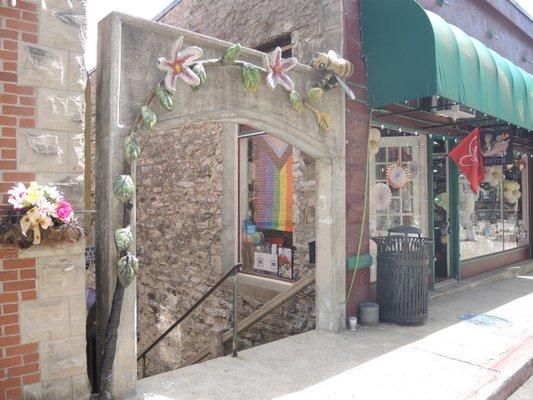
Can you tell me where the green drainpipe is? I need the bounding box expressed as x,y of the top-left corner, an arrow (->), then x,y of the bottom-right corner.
427,139 -> 435,290
447,138 -> 461,282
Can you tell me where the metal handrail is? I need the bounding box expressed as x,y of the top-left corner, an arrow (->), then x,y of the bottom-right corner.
137,263 -> 242,377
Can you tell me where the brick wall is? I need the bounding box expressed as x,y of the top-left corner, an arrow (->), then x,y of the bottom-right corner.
343,0 -> 371,316
0,1 -> 88,399
0,252 -> 39,400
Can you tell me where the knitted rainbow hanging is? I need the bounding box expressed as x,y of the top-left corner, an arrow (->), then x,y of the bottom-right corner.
252,135 -> 293,232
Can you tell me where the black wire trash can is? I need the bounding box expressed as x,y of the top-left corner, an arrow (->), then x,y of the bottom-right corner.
372,226 -> 433,325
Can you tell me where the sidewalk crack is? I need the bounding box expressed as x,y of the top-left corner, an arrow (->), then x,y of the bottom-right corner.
411,347 -> 500,372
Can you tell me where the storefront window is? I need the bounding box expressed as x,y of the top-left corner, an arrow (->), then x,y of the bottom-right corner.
238,133 -> 294,280
369,129 -> 428,280
459,160 -> 528,260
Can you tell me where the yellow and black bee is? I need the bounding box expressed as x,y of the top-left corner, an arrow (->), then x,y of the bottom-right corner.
311,50 -> 355,99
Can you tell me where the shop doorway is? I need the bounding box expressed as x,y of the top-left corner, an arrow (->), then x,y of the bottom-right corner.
369,129 -> 428,281
432,138 -> 450,281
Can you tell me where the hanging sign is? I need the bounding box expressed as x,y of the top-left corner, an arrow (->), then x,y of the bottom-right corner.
481,131 -> 513,166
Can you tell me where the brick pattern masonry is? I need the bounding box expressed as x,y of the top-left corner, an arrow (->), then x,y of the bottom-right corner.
0,1 -> 88,399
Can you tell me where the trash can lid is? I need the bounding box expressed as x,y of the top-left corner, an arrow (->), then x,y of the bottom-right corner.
388,225 -> 421,237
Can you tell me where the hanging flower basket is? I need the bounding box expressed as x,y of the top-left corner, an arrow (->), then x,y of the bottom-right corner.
0,182 -> 84,249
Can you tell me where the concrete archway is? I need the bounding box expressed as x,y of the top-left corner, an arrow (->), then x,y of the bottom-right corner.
95,13 -> 346,397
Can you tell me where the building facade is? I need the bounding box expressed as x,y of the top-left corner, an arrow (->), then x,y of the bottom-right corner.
135,0 -> 343,376
130,0 -> 533,378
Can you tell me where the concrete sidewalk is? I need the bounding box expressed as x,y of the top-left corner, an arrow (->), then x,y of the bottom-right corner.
131,271 -> 533,400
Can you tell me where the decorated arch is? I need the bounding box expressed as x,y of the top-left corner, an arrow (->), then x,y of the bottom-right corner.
95,13 -> 346,397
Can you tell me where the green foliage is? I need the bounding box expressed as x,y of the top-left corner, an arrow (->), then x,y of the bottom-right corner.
117,252 -> 139,287
141,105 -> 157,128
155,84 -> 175,111
307,87 -> 323,103
289,91 -> 303,113
113,175 -> 135,203
315,111 -> 332,132
114,226 -> 132,253
191,63 -> 207,92
221,43 -> 241,65
241,65 -> 261,93
123,135 -> 141,163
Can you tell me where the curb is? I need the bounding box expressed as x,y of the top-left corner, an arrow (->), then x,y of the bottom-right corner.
470,338 -> 533,400
490,358 -> 533,400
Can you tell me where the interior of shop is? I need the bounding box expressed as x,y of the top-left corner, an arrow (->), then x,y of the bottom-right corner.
238,128 -> 316,282
368,96 -> 530,285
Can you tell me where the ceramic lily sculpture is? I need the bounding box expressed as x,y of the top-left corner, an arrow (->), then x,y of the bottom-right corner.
158,36 -> 204,91
263,47 -> 298,91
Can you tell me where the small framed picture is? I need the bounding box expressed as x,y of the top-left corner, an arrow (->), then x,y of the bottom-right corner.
277,247 -> 293,280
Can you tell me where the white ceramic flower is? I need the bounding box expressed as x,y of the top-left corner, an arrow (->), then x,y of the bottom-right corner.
158,36 -> 203,91
263,47 -> 298,91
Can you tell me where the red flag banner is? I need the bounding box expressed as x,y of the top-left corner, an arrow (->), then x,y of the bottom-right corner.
448,128 -> 484,193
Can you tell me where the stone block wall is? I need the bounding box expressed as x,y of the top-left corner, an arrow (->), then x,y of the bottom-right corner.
0,1 -> 88,399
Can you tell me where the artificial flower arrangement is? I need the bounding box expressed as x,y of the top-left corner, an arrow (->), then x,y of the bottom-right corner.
503,180 -> 521,204
0,182 -> 83,248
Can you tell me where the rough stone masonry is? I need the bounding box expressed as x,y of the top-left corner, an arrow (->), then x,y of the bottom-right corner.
136,123 -> 317,376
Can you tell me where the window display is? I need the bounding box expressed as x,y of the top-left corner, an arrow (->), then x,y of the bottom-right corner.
459,160 -> 528,260
239,133 -> 296,281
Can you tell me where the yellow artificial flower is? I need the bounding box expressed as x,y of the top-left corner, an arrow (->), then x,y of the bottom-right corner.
23,182 -> 43,206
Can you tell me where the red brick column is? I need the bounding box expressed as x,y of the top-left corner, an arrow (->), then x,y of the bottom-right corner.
0,2 -> 40,399
0,253 -> 40,400
343,0 -> 372,318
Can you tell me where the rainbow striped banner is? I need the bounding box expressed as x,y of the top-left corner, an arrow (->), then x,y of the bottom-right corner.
253,136 -> 293,232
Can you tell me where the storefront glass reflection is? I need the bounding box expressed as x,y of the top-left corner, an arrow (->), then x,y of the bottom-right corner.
459,161 -> 528,260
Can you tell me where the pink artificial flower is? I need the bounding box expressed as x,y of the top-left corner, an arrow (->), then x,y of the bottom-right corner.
263,47 -> 298,91
56,200 -> 73,223
157,36 -> 203,91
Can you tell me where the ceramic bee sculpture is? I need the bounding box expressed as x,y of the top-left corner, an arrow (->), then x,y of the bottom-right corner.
311,50 -> 355,100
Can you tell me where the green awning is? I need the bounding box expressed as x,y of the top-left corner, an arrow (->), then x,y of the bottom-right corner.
361,0 -> 533,131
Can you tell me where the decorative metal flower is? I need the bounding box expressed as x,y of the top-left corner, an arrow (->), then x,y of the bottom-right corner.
263,47 -> 298,91
158,36 -> 203,91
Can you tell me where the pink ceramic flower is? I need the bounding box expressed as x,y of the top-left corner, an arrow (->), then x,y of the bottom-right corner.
158,36 -> 203,91
56,200 -> 73,223
263,47 -> 298,91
